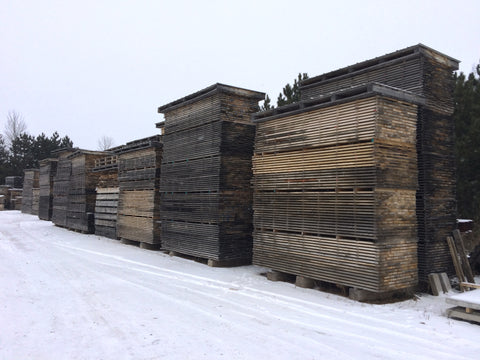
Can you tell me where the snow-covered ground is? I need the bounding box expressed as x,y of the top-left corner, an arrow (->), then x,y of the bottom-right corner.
1,211 -> 479,360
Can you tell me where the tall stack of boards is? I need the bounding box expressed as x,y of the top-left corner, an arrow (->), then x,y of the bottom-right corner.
21,169 -> 39,215
252,44 -> 459,296
158,83 -> 265,266
116,136 -> 163,247
38,158 -> 58,220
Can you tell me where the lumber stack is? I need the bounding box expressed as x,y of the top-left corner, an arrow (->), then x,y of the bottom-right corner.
116,136 -> 162,244
65,150 -> 109,233
5,176 -> 23,189
0,186 -> 9,210
93,155 -> 119,239
252,84 -> 420,293
38,159 -> 58,220
21,169 -> 40,215
52,150 -> 76,227
158,83 -> 264,263
9,188 -> 23,210
300,44 -> 459,284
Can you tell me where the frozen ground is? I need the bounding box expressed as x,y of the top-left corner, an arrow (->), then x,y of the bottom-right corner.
1,211 -> 479,360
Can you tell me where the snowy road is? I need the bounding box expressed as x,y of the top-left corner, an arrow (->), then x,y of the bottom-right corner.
1,211 -> 479,359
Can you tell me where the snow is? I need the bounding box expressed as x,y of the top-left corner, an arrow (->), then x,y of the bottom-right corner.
447,289 -> 480,308
1,211 -> 480,360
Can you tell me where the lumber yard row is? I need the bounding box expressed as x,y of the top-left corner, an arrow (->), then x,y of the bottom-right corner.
3,44 -> 461,300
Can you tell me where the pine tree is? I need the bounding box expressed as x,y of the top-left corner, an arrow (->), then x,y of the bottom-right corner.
454,63 -> 480,221
277,73 -> 309,107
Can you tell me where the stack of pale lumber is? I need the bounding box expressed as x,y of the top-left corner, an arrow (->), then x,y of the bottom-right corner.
116,136 -> 162,245
299,44 -> 459,285
93,155 -> 119,239
21,169 -> 39,215
252,83 -> 421,293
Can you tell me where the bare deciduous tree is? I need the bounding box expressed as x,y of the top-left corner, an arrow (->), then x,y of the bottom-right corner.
97,135 -> 115,151
4,110 -> 27,146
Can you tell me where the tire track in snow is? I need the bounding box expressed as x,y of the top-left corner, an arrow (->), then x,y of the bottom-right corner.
54,242 -> 471,360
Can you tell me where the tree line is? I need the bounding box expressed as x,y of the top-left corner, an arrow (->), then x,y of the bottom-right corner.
0,111 -> 73,183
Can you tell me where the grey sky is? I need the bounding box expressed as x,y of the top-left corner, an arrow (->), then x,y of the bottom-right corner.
1,0 -> 479,150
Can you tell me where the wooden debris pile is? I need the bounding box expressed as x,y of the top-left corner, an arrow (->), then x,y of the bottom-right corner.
21,169 -> 40,215
39,159 -> 58,220
158,83 -> 264,264
252,84 -> 420,293
65,150 -> 109,233
299,44 -> 459,286
93,155 -> 119,239
116,136 -> 162,245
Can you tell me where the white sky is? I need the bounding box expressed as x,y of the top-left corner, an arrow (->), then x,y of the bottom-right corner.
1,0 -> 479,150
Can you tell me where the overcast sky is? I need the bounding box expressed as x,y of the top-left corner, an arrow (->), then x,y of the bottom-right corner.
1,0 -> 479,150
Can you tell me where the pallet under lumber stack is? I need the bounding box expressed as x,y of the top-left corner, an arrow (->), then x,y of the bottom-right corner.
158,83 -> 264,265
116,136 -> 162,246
93,155 -> 119,239
38,159 -> 58,220
66,150 -> 109,233
252,84 -> 421,294
21,169 -> 39,215
299,44 -> 459,285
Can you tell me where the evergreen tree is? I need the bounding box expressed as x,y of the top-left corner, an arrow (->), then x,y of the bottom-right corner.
0,134 -> 9,183
277,73 -> 309,107
260,94 -> 273,111
8,133 -> 36,176
454,63 -> 480,221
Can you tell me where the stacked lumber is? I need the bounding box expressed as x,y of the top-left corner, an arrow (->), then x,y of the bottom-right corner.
66,150 -> 110,233
38,159 -> 58,220
0,186 -> 9,210
21,169 -> 39,215
93,155 -> 119,239
9,188 -> 23,210
5,176 -> 23,189
52,149 -> 76,227
158,83 -> 264,263
300,44 -> 459,284
252,84 -> 420,293
116,136 -> 162,244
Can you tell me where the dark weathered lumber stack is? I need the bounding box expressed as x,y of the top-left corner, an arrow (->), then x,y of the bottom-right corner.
300,44 -> 459,284
52,149 -> 76,227
66,150 -> 110,233
252,84 -> 420,293
158,83 -> 264,264
9,188 -> 23,210
5,176 -> 23,189
21,169 -> 40,215
39,159 -> 58,220
116,136 -> 162,245
93,155 -> 119,239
